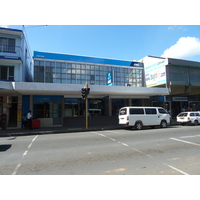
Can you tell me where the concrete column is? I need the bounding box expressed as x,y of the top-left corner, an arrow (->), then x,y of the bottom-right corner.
108,98 -> 112,116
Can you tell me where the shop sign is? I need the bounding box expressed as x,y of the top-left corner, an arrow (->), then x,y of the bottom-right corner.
172,97 -> 188,101
151,96 -> 166,102
65,98 -> 78,104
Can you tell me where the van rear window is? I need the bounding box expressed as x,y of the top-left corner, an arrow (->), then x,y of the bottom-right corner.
119,108 -> 127,115
130,108 -> 144,115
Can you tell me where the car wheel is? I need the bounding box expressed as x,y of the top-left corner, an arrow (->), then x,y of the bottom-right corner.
135,122 -> 143,130
160,120 -> 167,128
194,120 -> 198,126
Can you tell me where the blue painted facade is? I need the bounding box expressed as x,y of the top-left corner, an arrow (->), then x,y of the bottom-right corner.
34,51 -> 143,67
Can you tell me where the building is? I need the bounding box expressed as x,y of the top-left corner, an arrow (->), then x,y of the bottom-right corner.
141,55 -> 200,117
32,51 -> 168,128
0,27 -> 33,128
0,27 -> 169,129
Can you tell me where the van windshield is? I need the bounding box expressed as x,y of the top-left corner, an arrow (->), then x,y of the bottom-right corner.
119,108 -> 127,115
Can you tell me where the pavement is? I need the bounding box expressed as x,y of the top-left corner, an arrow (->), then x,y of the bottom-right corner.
0,119 -> 179,137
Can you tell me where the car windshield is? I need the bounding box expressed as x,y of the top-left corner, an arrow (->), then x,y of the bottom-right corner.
178,113 -> 188,117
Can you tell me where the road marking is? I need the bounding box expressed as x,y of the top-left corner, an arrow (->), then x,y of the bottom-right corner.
121,143 -> 128,147
12,164 -> 21,175
23,150 -> 28,156
93,131 -> 189,175
162,163 -> 189,175
104,130 -> 119,134
170,137 -> 200,147
12,135 -> 38,175
180,135 -> 200,139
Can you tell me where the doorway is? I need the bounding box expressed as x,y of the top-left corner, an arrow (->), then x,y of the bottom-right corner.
8,96 -> 18,127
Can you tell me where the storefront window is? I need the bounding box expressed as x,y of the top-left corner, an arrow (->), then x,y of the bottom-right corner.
33,96 -> 62,124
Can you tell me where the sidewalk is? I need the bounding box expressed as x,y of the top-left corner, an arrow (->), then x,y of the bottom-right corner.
0,119 -> 179,137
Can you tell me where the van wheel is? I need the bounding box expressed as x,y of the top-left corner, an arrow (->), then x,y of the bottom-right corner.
160,120 -> 167,128
135,122 -> 143,130
194,120 -> 198,126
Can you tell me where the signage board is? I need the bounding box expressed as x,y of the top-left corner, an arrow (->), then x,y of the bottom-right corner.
145,59 -> 167,87
106,71 -> 114,86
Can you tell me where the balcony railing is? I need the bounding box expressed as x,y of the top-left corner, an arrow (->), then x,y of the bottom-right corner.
0,45 -> 22,59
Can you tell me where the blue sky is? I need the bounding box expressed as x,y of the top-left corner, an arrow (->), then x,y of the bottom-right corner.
2,25 -> 200,62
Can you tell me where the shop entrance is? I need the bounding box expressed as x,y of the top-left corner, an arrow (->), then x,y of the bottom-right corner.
172,101 -> 188,118
8,96 -> 18,127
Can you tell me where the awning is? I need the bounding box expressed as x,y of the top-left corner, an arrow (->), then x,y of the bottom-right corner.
0,81 -> 169,99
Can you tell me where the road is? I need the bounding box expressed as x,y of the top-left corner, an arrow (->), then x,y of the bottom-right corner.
1,125 -> 200,175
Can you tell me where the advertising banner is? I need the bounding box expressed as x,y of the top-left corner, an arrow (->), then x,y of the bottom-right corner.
145,59 -> 167,87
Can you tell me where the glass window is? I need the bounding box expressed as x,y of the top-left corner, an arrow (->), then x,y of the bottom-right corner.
34,66 -> 44,82
56,62 -> 61,67
77,64 -> 81,69
145,108 -> 157,115
119,108 -> 127,115
130,108 -> 144,115
158,108 -> 167,114
33,96 -> 62,124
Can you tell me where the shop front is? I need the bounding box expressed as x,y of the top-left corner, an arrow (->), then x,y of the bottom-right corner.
0,95 -> 22,129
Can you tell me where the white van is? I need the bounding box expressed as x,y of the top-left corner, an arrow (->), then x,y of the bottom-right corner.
119,107 -> 171,130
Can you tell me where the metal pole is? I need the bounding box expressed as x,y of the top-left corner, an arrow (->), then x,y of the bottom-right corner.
85,82 -> 89,129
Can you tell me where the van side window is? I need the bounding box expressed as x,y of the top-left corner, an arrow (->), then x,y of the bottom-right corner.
145,108 -> 157,115
158,108 -> 167,114
130,108 -> 144,115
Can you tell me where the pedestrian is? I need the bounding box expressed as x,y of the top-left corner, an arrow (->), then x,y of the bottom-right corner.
27,110 -> 32,129
22,113 -> 28,129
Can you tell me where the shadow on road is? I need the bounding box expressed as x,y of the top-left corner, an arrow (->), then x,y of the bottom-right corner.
0,144 -> 12,152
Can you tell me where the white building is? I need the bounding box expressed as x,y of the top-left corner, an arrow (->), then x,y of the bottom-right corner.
0,27 -> 33,128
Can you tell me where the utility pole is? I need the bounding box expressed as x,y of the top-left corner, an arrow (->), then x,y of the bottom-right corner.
81,82 -> 90,129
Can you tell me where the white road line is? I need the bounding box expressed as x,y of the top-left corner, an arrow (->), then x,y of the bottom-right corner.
163,163 -> 189,175
12,135 -> 38,175
28,135 -> 38,149
170,137 -> 200,147
180,135 -> 200,139
104,131 -> 118,134
12,164 -> 21,175
23,150 -> 28,156
121,143 -> 128,147
93,131 -> 189,175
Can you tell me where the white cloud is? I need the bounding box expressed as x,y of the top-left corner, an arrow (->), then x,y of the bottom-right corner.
161,37 -> 200,59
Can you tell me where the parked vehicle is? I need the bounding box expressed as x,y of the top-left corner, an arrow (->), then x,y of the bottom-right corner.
176,111 -> 200,125
118,107 -> 171,130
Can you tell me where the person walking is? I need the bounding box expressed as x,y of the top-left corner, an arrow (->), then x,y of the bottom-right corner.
27,110 -> 32,129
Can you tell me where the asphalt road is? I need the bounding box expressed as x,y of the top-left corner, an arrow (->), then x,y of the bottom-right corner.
1,125 -> 200,175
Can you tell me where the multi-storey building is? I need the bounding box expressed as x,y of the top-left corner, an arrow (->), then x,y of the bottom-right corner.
0,27 -> 33,128
141,55 -> 200,117
32,51 -> 168,128
0,27 -> 169,129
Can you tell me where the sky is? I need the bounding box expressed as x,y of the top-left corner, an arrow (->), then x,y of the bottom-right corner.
1,25 -> 200,62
